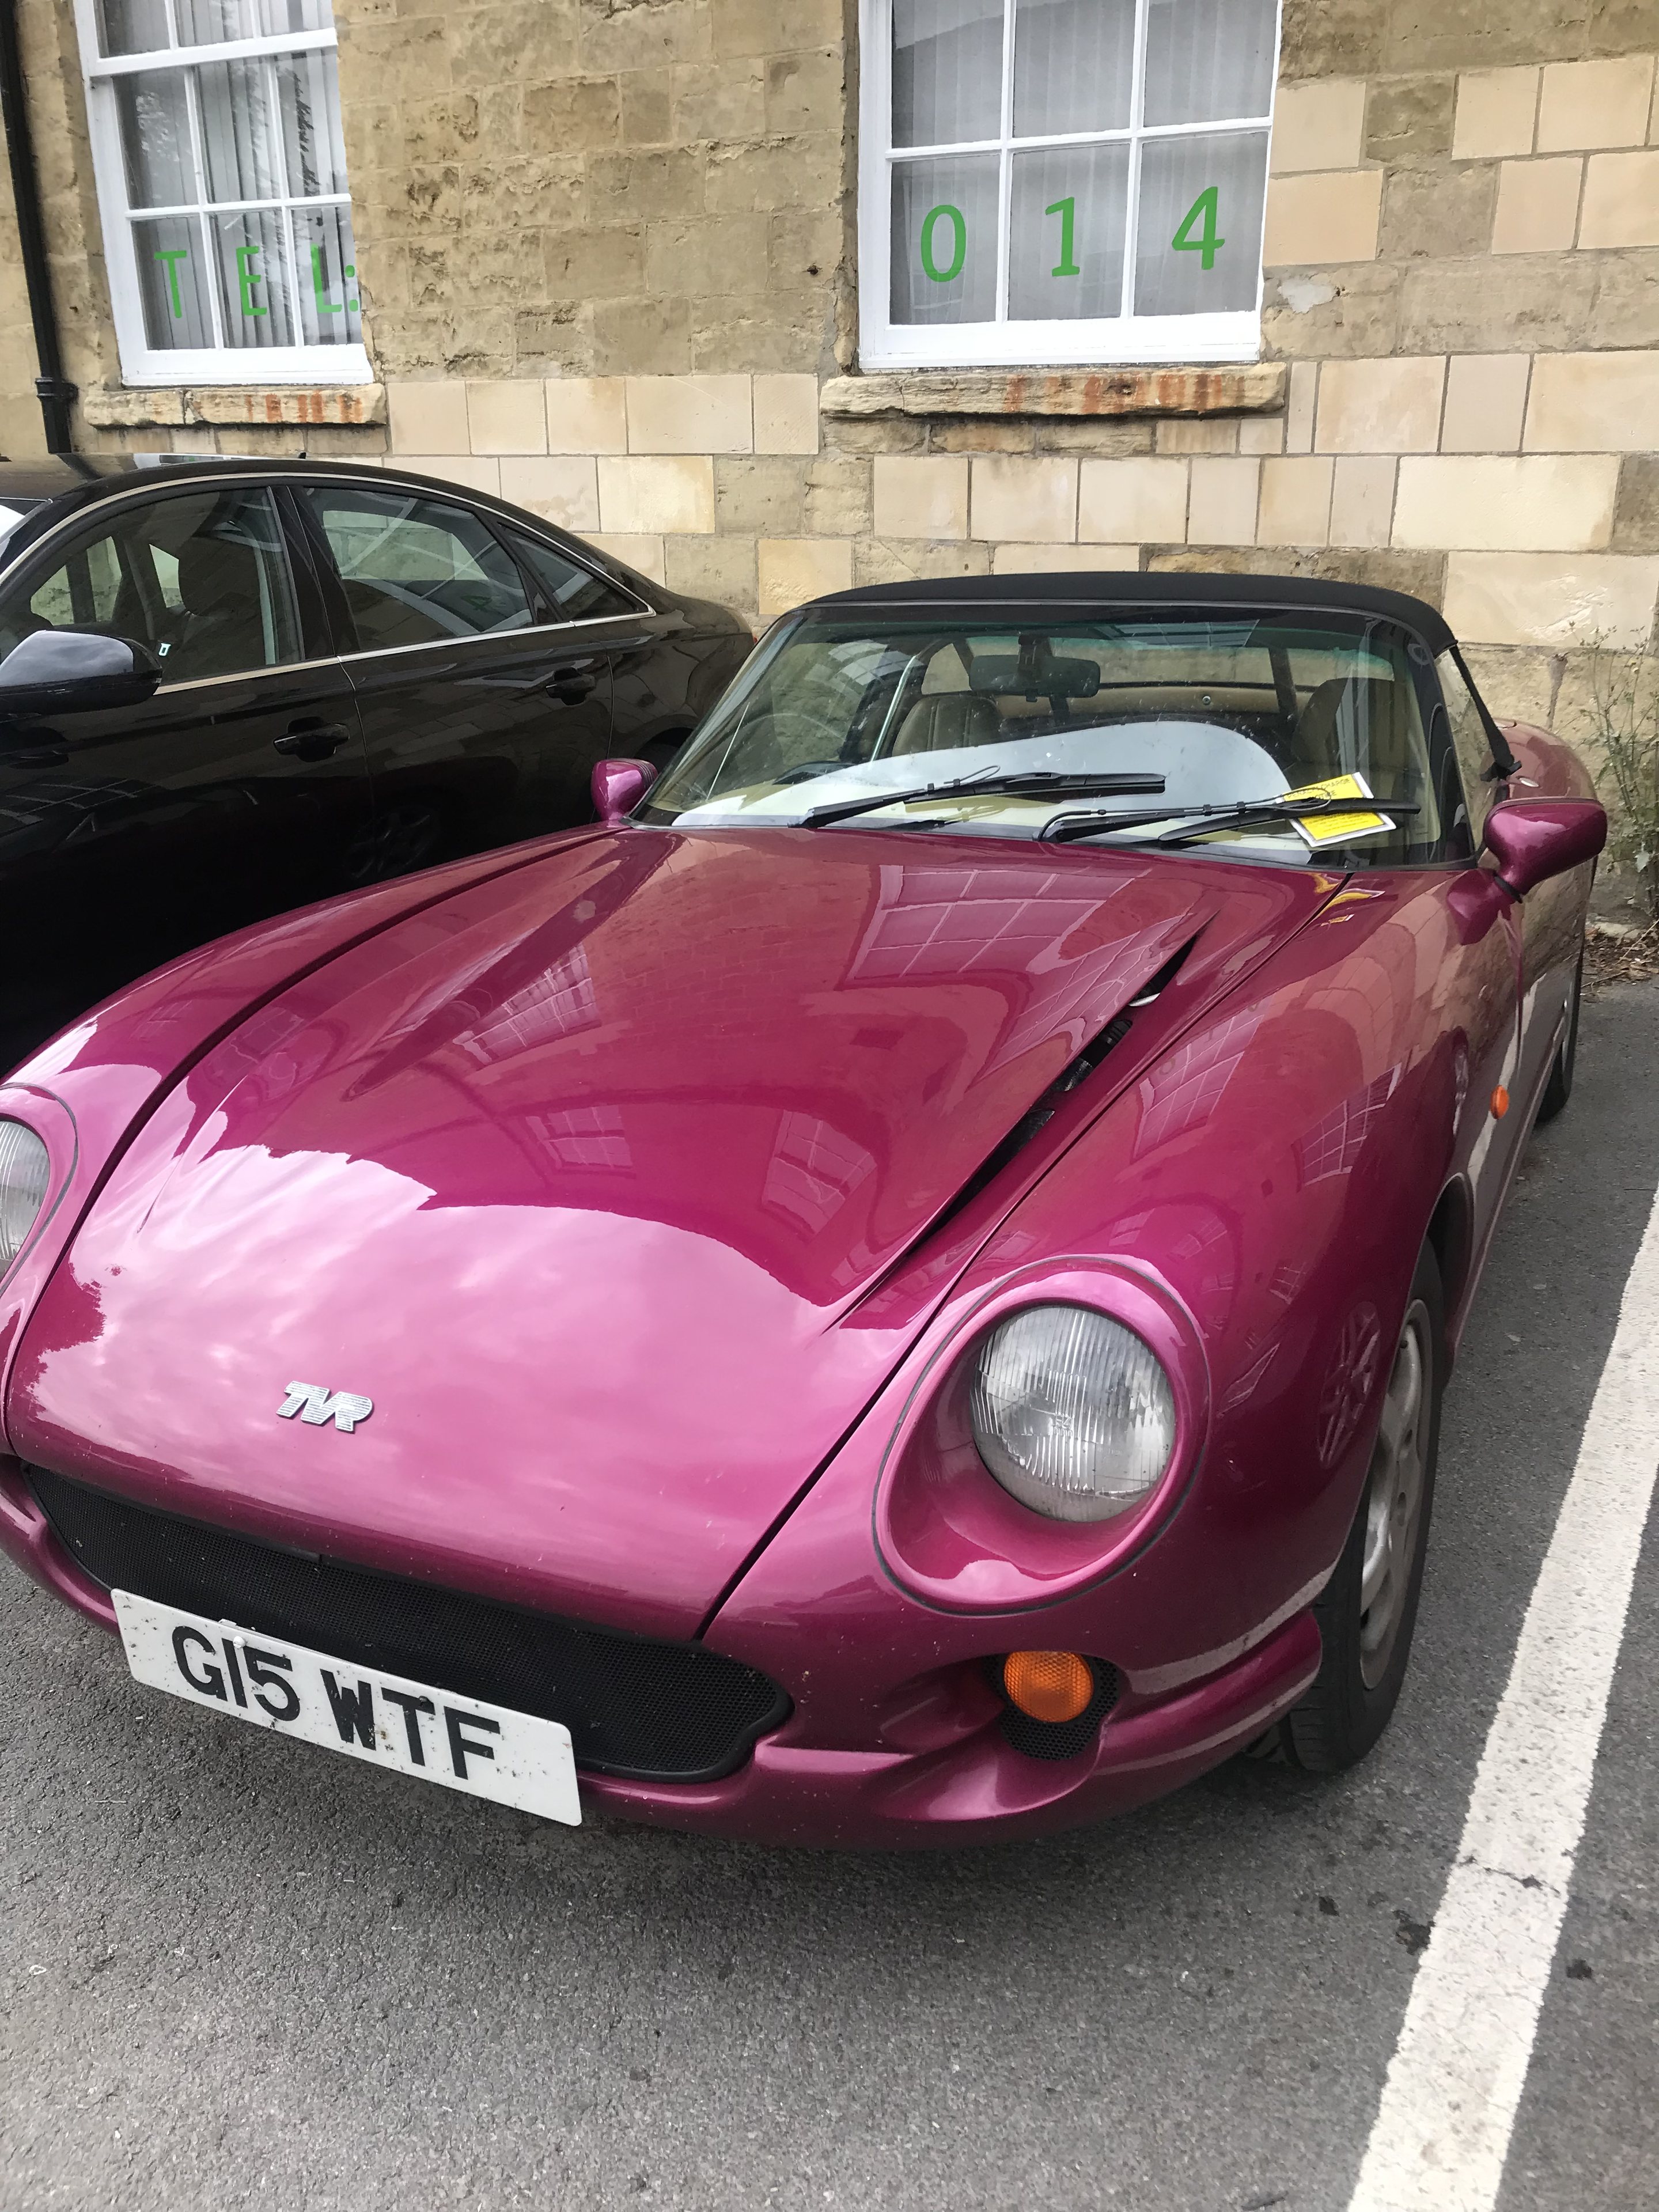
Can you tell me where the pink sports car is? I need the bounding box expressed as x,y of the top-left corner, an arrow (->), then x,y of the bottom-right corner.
0,574 -> 1605,1846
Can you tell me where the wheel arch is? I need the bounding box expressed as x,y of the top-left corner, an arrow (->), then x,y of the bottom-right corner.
1425,1177 -> 1474,1353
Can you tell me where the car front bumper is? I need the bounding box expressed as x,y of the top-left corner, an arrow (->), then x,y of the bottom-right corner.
0,1450 -> 1321,1848
580,1609 -> 1320,1847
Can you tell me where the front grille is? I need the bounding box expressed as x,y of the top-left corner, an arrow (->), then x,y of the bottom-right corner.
29,1467 -> 789,1783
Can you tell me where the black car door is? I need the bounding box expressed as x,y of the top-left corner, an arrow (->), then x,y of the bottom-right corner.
291,480 -> 660,872
0,480 -> 371,1066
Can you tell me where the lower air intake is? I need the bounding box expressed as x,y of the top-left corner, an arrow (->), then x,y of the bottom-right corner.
29,1467 -> 789,1784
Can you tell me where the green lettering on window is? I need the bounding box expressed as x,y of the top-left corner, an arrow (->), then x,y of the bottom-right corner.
310,243 -> 344,315
1046,196 -> 1080,278
1171,185 -> 1225,272
236,244 -> 267,318
153,248 -> 190,319
919,202 -> 967,284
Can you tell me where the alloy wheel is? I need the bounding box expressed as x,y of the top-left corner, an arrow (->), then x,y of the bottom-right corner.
1357,1300 -> 1431,1690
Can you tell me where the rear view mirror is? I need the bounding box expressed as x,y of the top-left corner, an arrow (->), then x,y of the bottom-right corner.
0,628 -> 164,718
968,655 -> 1101,699
592,756 -> 658,825
1482,800 -> 1607,899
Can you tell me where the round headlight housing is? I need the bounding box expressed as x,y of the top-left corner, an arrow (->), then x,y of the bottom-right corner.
0,1118 -> 51,1276
968,1304 -> 1176,1522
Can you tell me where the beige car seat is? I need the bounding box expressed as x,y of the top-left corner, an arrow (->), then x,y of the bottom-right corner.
1285,676 -> 1419,798
888,692 -> 1004,757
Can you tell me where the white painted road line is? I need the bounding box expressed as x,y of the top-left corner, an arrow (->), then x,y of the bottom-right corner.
1348,1181 -> 1659,2212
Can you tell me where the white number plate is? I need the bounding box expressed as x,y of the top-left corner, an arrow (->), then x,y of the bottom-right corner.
114,1589 -> 581,1826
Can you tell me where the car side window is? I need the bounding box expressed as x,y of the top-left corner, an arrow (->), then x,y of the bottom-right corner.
0,487 -> 301,687
503,528 -> 639,624
300,486 -> 533,652
1435,649 -> 1498,842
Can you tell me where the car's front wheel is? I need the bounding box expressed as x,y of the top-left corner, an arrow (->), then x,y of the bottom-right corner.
1283,1245 -> 1444,1772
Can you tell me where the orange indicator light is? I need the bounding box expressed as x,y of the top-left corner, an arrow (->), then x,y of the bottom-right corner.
1492,1086 -> 1510,1118
1002,1650 -> 1094,1723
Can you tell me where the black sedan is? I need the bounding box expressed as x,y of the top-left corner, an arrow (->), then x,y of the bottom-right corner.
0,455 -> 751,1070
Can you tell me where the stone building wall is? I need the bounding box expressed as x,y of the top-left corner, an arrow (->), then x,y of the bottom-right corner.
2,0 -> 120,461
0,140 -> 41,461
7,0 -> 1659,757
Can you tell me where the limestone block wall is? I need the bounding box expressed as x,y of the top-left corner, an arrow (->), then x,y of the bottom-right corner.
9,0 -> 1658,767
351,16 -> 1659,752
0,138 -> 40,461
335,0 -> 849,384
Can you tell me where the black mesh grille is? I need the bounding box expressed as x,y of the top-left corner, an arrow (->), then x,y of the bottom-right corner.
29,1467 -> 789,1783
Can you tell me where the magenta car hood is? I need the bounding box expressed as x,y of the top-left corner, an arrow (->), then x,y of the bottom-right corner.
10,827 -> 1327,1638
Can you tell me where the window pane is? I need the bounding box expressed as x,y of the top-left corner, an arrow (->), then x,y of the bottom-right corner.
301,488 -> 533,649
2,490 -> 300,683
145,488 -> 301,677
133,216 -> 216,347
277,49 -> 349,197
1436,652 -> 1494,839
507,532 -> 637,622
118,72 -> 198,209
211,209 -> 297,345
22,540 -> 125,635
1012,0 -> 1135,137
1143,0 -> 1277,125
1132,130 -> 1267,316
94,0 -> 171,58
292,204 -> 362,343
892,0 -> 1004,149
1009,143 -> 1128,319
891,154 -> 999,324
198,59 -> 288,203
175,0 -> 336,41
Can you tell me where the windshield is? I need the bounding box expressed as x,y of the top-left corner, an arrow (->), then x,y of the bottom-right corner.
643,611 -> 1459,866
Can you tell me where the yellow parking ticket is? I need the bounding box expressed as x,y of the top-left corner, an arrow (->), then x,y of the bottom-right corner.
1279,772 -> 1395,849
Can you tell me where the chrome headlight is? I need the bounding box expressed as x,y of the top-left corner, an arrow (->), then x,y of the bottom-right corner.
969,1304 -> 1176,1522
0,1118 -> 51,1274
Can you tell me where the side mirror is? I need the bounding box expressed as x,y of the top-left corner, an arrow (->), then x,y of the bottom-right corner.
1482,799 -> 1607,899
0,628 -> 164,718
592,756 -> 658,826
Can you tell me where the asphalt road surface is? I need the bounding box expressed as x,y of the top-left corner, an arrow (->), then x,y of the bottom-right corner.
2,982 -> 1657,2212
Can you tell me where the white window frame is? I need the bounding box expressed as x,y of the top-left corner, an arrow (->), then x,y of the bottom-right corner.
72,0 -> 372,387
857,0 -> 1279,371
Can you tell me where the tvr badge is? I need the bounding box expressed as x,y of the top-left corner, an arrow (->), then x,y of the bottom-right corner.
278,1380 -> 374,1434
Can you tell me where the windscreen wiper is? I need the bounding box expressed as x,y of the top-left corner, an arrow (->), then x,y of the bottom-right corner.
800,768 -> 1166,830
1039,794 -> 1421,846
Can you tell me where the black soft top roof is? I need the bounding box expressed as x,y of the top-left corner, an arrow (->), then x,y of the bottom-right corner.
810,569 -> 1453,654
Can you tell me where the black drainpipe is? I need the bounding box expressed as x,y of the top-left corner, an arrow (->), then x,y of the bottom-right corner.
0,0 -> 76,452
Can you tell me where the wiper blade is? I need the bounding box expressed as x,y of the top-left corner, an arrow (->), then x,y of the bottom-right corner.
800,768 -> 1166,829
1040,794 -> 1421,847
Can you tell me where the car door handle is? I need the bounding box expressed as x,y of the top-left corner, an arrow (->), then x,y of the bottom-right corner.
274,719 -> 351,760
545,664 -> 599,704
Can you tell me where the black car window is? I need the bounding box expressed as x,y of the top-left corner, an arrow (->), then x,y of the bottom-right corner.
503,527 -> 639,624
0,486 -> 301,685
300,485 -> 532,650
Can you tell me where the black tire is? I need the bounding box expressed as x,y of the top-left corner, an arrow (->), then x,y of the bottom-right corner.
1534,949 -> 1582,1126
1283,1245 -> 1445,1773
